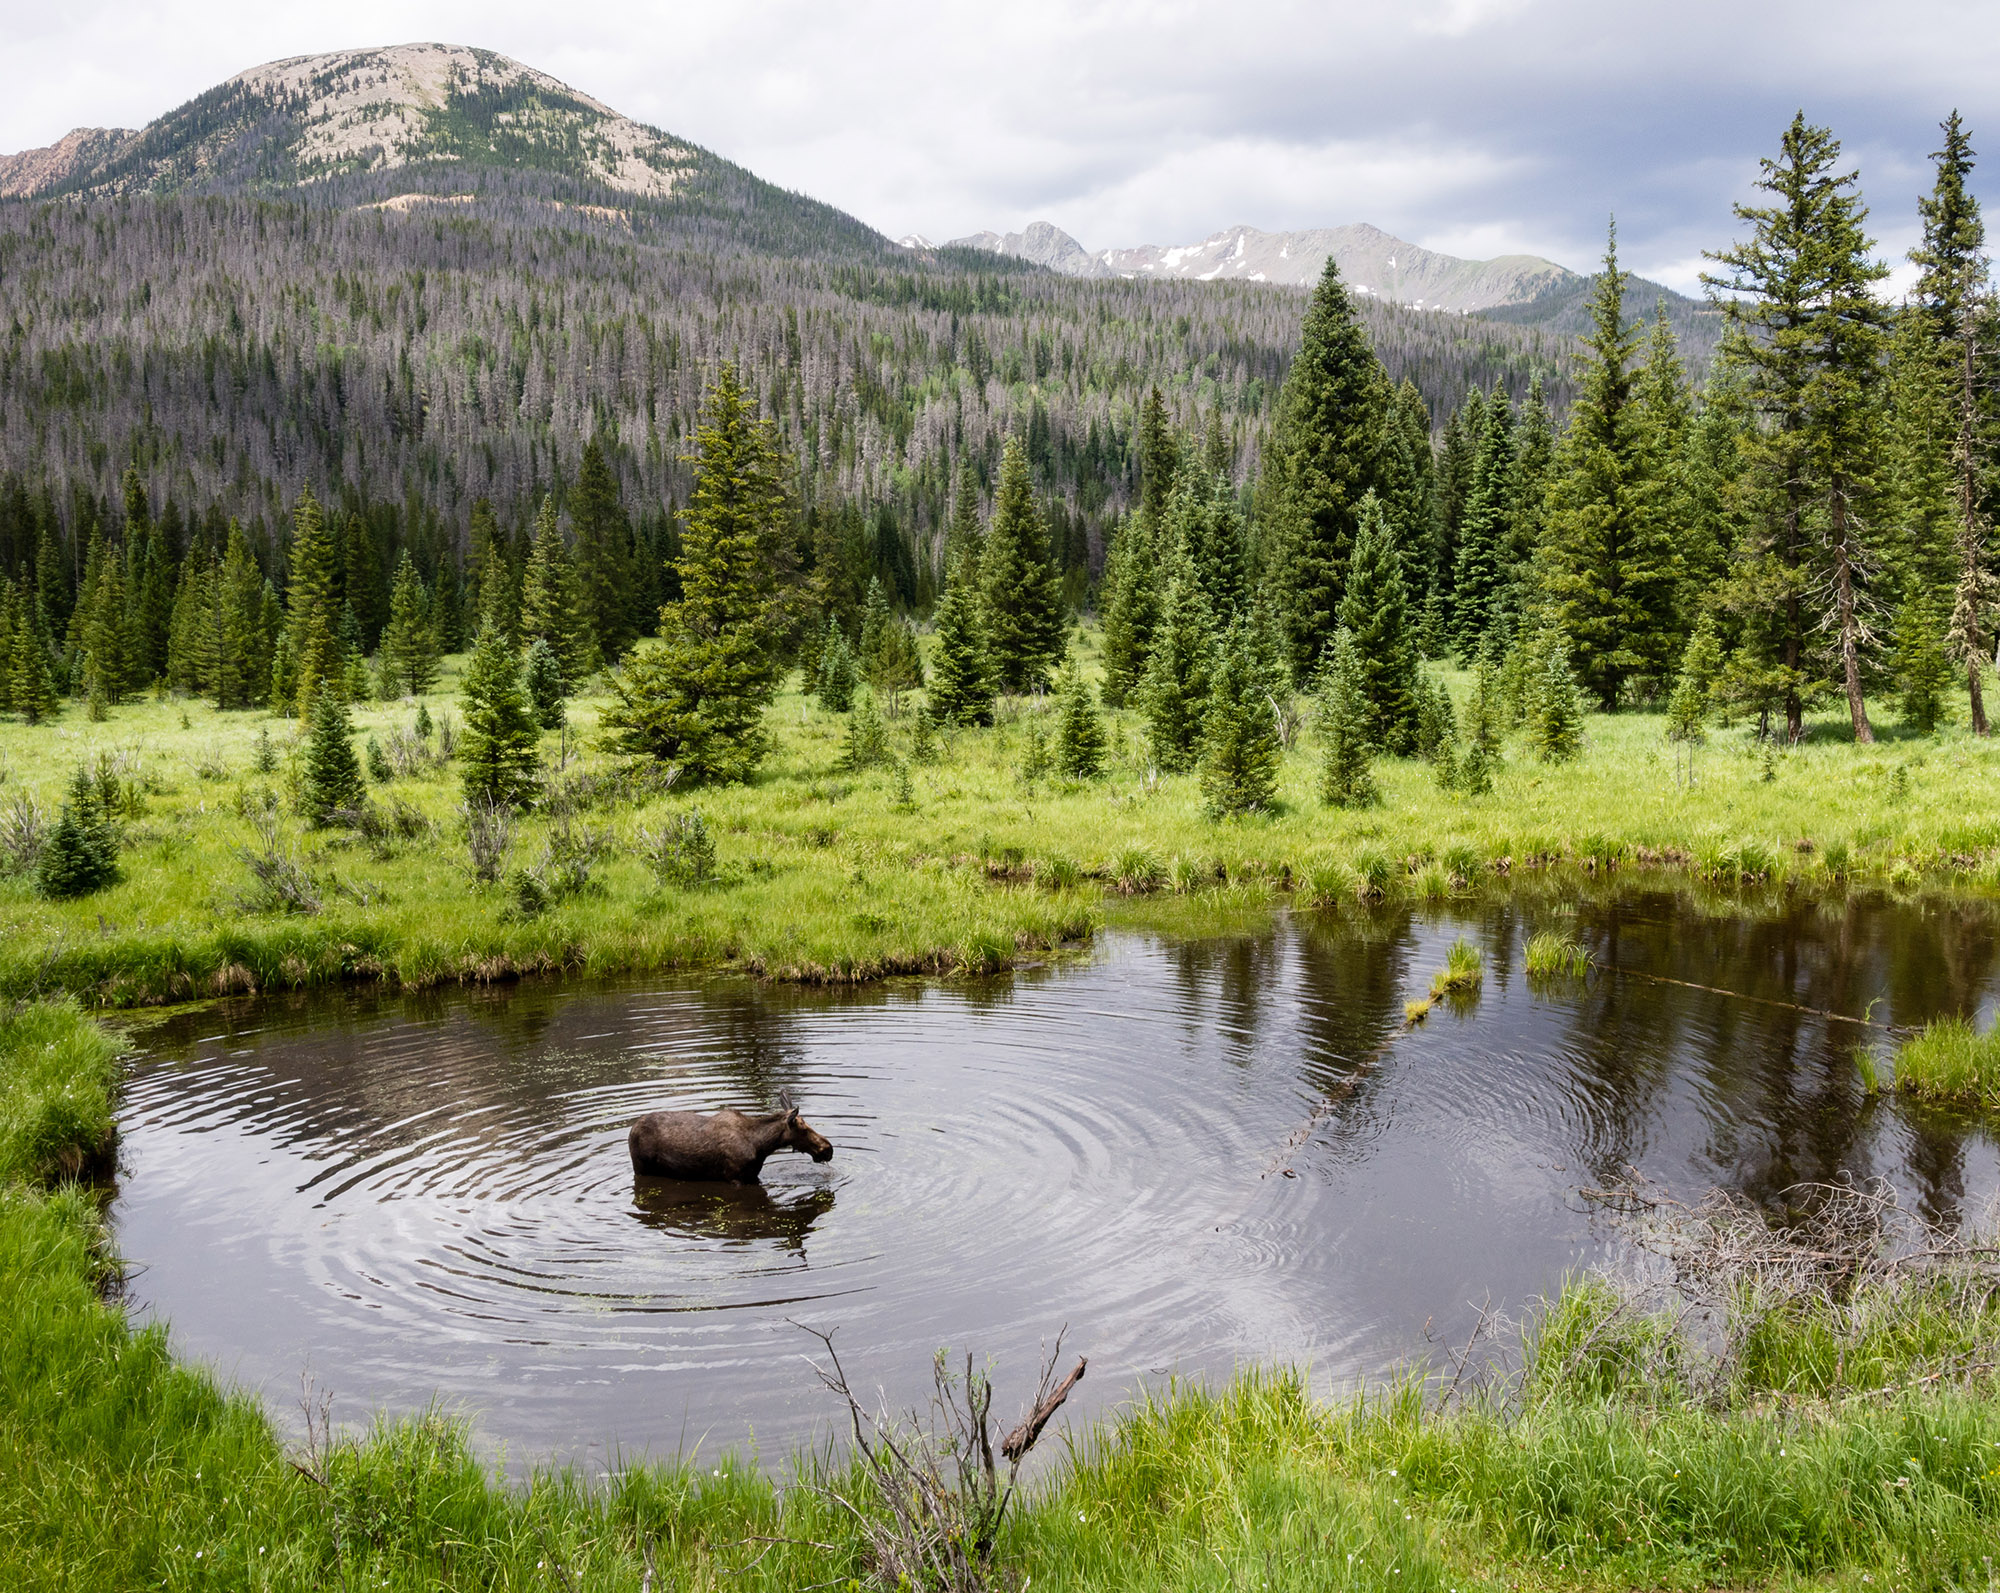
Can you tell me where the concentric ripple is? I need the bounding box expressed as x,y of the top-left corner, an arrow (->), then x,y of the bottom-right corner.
116,895 -> 2000,1466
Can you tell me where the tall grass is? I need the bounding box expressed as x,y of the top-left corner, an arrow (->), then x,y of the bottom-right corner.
1523,928 -> 1590,981
1891,1014 -> 2000,1105
1429,936 -> 1483,997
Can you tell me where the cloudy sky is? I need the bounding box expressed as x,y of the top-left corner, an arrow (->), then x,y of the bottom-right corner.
5,0 -> 1995,291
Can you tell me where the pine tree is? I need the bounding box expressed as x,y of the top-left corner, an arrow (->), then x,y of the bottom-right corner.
572,439 -> 639,661
1500,376 -> 1557,637
523,638 -> 567,730
1053,653 -> 1108,779
816,618 -> 857,711
1137,386 -> 1181,531
1140,556 -> 1217,773
342,512 -> 386,651
1705,116 -> 1892,742
1260,258 -> 1390,681
841,690 -> 889,771
600,363 -> 790,783
1451,389 -> 1516,660
12,591 -> 58,724
1529,643 -> 1585,763
458,624 -> 542,808
1165,465 -> 1248,622
1545,222 -> 1681,708
1911,111 -> 1997,734
37,764 -> 119,898
925,549 -> 995,726
1414,670 -> 1458,765
378,551 -> 439,698
857,577 -> 892,681
1893,588 -> 1953,733
1097,512 -> 1159,708
468,497 -> 519,645
521,496 -> 596,687
946,460 -> 984,566
1200,622 -> 1281,817
1317,627 -> 1379,809
979,436 -> 1065,693
287,486 -> 343,717
1337,491 -> 1420,755
1666,618 -> 1721,748
302,688 -> 365,825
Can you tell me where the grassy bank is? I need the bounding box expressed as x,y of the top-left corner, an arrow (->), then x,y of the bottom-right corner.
0,631 -> 1996,1008
13,1004 -> 2000,1588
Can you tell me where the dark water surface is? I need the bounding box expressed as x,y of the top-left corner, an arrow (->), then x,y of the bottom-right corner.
115,890 -> 2000,1469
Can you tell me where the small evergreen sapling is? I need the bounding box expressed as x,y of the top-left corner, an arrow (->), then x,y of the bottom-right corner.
302,688 -> 366,824
842,690 -> 889,770
1054,655 -> 1108,779
366,735 -> 392,783
36,764 -> 121,898
817,619 -> 858,711
1202,623 -> 1282,817
524,638 -> 568,730
1893,590 -> 1953,734
1141,561 -> 1217,773
925,552 -> 995,726
458,626 -> 542,809
1530,643 -> 1586,764
1317,627 -> 1379,810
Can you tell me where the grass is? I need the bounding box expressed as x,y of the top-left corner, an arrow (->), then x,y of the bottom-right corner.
0,632 -> 1994,1008
1890,1014 -> 2000,1105
1523,928 -> 1591,981
1429,935 -> 1483,997
15,1007 -> 2000,1586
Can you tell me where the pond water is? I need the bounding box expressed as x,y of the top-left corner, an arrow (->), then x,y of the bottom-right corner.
115,889 -> 2000,1471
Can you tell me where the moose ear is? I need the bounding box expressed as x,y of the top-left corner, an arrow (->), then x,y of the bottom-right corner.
778,1088 -> 796,1113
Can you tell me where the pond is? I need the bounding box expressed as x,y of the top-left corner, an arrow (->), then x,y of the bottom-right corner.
114,888 -> 2000,1471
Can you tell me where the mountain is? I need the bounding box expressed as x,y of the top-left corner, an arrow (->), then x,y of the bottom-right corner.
0,43 -> 890,259
943,220 -> 1576,313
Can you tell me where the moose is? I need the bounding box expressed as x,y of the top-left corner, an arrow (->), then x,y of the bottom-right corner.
628,1090 -> 834,1184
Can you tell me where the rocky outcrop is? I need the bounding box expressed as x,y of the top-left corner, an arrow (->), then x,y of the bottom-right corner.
0,127 -> 135,198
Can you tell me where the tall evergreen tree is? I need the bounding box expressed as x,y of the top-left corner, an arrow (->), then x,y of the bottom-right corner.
925,545 -> 994,726
600,363 -> 790,783
378,551 -> 440,698
1706,116 -> 1891,742
1451,388 -> 1516,661
1545,222 -> 1681,708
1166,464 -> 1249,622
1337,491 -> 1421,755
572,438 -> 639,661
1201,621 -> 1281,817
1910,111 -> 1996,734
1259,258 -> 1390,681
1097,512 -> 1159,709
11,590 -> 58,724
521,496 -> 596,687
978,436 -> 1065,693
458,624 -> 542,808
1317,627 -> 1379,809
468,497 -> 519,644
287,485 -> 343,715
1140,555 -> 1218,773
1136,386 -> 1181,531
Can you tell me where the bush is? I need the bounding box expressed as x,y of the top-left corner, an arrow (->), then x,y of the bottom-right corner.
236,811 -> 323,915
36,766 -> 120,900
640,809 -> 718,888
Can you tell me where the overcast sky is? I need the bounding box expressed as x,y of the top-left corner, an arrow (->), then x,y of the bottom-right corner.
5,0 -> 1996,292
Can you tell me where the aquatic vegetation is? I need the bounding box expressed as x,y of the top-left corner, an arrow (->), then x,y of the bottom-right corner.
1523,929 -> 1590,981
1430,935 -> 1483,996
1891,1014 -> 2000,1106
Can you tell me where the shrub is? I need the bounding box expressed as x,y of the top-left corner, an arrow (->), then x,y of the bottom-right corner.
237,811 -> 322,915
365,735 -> 392,783
462,796 -> 515,884
0,789 -> 47,876
36,766 -> 120,899
640,809 -> 718,888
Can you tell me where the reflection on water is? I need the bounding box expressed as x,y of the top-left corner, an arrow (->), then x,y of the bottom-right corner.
114,888 -> 2000,1469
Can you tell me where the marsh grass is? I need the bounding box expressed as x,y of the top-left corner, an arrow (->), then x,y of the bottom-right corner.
1523,928 -> 1590,981
1429,936 -> 1483,997
1892,1014 -> 2000,1105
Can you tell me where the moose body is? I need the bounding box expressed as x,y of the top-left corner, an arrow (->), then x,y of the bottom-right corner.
628,1094 -> 833,1184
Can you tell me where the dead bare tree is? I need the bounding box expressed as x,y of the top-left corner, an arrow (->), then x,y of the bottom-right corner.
796,1323 -> 1085,1593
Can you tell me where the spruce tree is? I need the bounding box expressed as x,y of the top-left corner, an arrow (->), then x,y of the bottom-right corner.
523,638 -> 567,730
1259,258 -> 1390,681
458,624 -> 542,808
1705,116 -> 1891,741
302,687 -> 365,825
600,363 -> 790,784
1544,222 -> 1681,708
1137,386 -> 1181,530
12,593 -> 57,724
1414,670 -> 1457,765
521,497 -> 596,687
378,551 -> 439,698
572,439 -> 639,661
1336,491 -> 1420,754
1894,588 -> 1953,733
925,549 -> 995,726
1202,622 -> 1281,817
1053,653 -> 1108,779
1911,112 -> 1997,734
1529,643 -> 1585,764
468,498 -> 519,645
37,765 -> 120,898
1140,556 -> 1217,773
1165,465 -> 1249,622
841,690 -> 889,771
1317,627 -> 1379,810
978,436 -> 1065,693
1451,389 -> 1516,661
287,486 -> 343,717
857,577 -> 892,680
816,618 -> 857,711
1097,513 -> 1160,708
1666,618 -> 1721,748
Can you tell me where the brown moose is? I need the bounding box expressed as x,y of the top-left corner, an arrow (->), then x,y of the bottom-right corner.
627,1090 -> 834,1183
